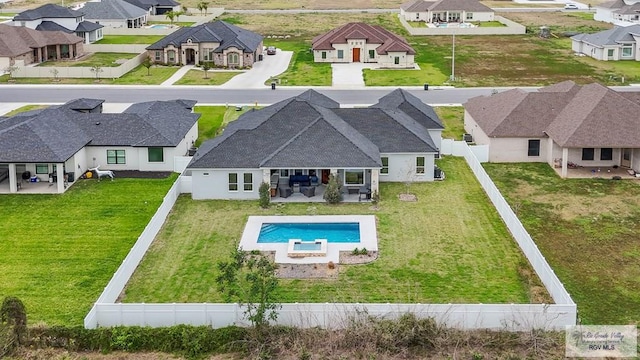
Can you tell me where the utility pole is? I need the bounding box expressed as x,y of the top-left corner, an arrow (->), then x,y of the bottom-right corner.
450,32 -> 455,82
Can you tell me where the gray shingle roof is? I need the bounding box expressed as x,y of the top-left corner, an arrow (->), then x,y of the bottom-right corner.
14,4 -> 84,21
465,81 -> 640,147
76,20 -> 104,32
0,99 -> 199,163
36,21 -> 73,33
146,21 -> 263,53
571,24 -> 640,47
123,0 -> 179,10
372,88 -> 444,130
81,0 -> 147,21
189,89 -> 441,170
64,98 -> 105,111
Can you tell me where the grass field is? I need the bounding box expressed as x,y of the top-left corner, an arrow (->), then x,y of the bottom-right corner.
174,70 -> 243,85
122,157 -> 546,304
265,40 -> 332,86
435,106 -> 465,140
484,163 -> 640,325
193,106 -> 251,146
94,35 -> 164,45
3,105 -> 48,116
38,53 -> 137,68
363,63 -> 448,86
0,176 -> 177,325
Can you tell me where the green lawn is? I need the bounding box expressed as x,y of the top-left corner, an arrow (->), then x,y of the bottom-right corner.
0,176 -> 177,325
363,63 -> 448,86
406,21 -> 427,28
174,70 -> 243,85
484,163 -> 640,325
265,40 -> 331,86
38,53 -> 137,68
476,21 -> 505,27
435,106 -> 465,140
122,157 -> 544,304
95,35 -> 164,44
0,65 -> 178,85
3,105 -> 48,116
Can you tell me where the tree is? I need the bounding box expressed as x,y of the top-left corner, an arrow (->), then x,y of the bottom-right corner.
174,10 -> 184,22
258,182 -> 270,208
196,2 -> 204,14
50,68 -> 60,82
323,173 -> 343,204
201,61 -> 211,79
165,10 -> 176,25
201,1 -> 209,15
4,65 -> 19,80
216,249 -> 280,328
89,65 -> 103,81
141,55 -> 153,76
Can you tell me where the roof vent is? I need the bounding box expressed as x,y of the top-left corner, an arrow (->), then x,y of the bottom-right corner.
95,122 -> 100,125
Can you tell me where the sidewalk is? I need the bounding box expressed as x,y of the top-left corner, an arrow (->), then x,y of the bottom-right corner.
160,65 -> 195,86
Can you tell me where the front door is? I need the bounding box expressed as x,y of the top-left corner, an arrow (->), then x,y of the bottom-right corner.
621,148 -> 632,167
185,49 -> 195,65
352,48 -> 360,62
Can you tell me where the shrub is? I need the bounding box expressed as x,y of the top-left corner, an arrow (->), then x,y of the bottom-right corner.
323,173 -> 342,204
1,296 -> 27,345
259,182 -> 270,208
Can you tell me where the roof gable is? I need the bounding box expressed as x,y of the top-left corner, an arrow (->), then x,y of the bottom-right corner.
14,4 -> 83,21
312,22 -> 416,55
373,88 -> 444,129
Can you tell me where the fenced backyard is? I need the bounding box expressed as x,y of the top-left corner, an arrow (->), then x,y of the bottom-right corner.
84,143 -> 576,331
399,15 -> 526,35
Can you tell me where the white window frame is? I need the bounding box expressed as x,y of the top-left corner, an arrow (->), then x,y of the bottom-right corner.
621,45 -> 633,58
107,149 -> 126,165
381,157 -> 389,175
466,12 -> 473,20
228,173 -> 238,191
243,173 -> 253,192
344,169 -> 365,186
155,51 -> 161,62
416,156 -> 425,174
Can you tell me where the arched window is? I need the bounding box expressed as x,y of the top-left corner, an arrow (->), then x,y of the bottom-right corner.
227,52 -> 239,66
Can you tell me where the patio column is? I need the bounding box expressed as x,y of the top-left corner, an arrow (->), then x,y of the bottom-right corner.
56,45 -> 61,60
370,169 -> 379,194
56,163 -> 65,193
561,148 -> 568,178
262,169 -> 270,184
8,163 -> 17,193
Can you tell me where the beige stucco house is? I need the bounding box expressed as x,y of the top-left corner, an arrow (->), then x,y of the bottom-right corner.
401,0 -> 494,24
146,20 -> 263,68
0,24 -> 84,68
312,22 -> 416,68
464,81 -> 640,177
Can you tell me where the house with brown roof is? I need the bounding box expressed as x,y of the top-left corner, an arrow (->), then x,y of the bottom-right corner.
464,81 -> 640,177
0,24 -> 84,69
401,0 -> 494,24
311,22 -> 416,68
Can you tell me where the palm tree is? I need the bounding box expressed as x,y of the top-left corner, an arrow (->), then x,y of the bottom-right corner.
165,10 -> 176,25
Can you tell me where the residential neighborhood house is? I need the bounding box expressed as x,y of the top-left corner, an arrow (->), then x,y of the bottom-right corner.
463,81 -> 640,178
594,0 -> 640,25
400,0 -> 494,24
0,24 -> 84,68
571,24 -> 640,61
146,20 -> 264,67
187,89 -> 443,200
11,4 -> 103,44
122,0 -> 180,15
79,0 -> 148,29
312,22 -> 416,68
0,98 -> 199,194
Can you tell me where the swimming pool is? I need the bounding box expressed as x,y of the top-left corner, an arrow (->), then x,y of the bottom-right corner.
258,223 -> 360,243
150,24 -> 170,29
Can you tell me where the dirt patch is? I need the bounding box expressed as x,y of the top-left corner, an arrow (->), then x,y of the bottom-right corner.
275,252 -> 378,279
112,170 -> 173,179
500,11 -> 613,31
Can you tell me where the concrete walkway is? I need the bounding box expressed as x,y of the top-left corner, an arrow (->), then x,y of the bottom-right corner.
331,63 -> 376,88
220,50 -> 293,89
160,65 -> 195,86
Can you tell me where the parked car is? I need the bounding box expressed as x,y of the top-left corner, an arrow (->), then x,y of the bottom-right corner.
564,3 -> 579,9
266,46 -> 277,55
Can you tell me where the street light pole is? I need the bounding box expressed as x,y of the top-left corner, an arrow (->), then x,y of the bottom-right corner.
450,32 -> 455,82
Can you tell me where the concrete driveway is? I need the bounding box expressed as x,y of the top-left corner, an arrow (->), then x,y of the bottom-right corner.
331,63 -> 377,88
220,49 -> 293,89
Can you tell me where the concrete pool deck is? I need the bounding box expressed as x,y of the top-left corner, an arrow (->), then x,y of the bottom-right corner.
239,215 -> 378,264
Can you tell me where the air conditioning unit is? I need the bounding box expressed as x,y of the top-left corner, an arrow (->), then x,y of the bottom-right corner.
463,133 -> 473,143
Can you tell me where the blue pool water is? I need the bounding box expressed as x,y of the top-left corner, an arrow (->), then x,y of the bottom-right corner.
293,242 -> 322,251
150,24 -> 170,29
257,223 -> 360,243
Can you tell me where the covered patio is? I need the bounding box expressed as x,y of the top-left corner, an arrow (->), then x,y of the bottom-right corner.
270,183 -> 372,203
552,165 -> 640,179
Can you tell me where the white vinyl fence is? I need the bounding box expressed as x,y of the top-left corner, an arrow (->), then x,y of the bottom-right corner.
84,144 -> 576,330
399,15 -> 526,35
85,44 -> 149,53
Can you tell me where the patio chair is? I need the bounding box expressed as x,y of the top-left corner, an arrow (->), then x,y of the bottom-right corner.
301,186 -> 315,198
279,185 -> 293,198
